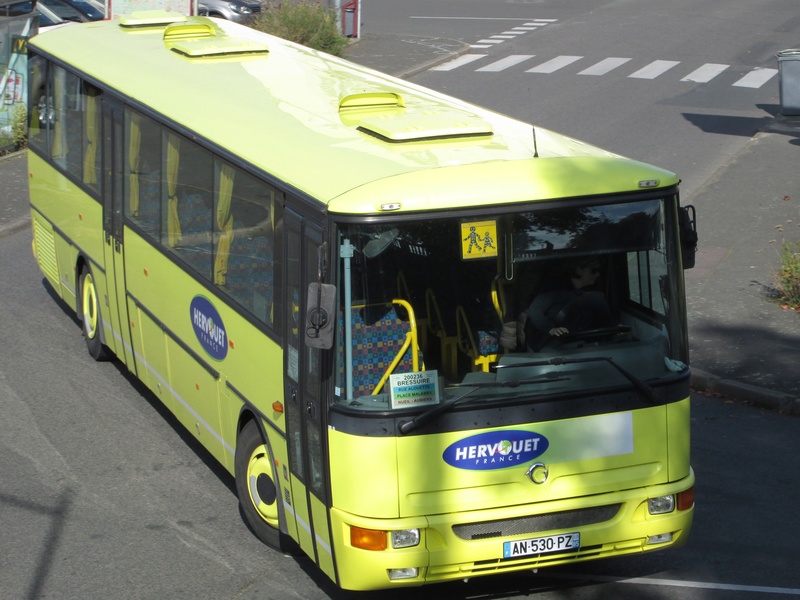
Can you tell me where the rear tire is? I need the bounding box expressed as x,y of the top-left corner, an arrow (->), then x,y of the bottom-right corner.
235,420 -> 290,551
79,266 -> 110,361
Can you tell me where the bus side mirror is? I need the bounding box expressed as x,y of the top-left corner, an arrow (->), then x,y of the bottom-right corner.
679,205 -> 698,269
305,282 -> 336,349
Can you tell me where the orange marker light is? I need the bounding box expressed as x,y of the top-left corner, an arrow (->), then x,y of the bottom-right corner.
272,401 -> 284,413
677,487 -> 695,511
350,526 -> 387,551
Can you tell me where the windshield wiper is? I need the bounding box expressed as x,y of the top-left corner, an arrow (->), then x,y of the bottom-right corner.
398,374 -> 570,435
495,356 -> 658,404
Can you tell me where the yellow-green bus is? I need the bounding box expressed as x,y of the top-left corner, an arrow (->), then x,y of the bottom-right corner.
27,13 -> 697,591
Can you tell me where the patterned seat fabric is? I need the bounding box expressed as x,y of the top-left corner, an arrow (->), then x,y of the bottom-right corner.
342,305 -> 421,397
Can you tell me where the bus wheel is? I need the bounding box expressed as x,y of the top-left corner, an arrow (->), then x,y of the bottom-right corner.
235,420 -> 284,549
79,266 -> 110,361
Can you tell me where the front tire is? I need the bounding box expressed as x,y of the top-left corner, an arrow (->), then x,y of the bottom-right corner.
79,266 -> 110,361
235,420 -> 289,550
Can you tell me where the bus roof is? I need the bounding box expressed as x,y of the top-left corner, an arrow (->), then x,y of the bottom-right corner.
29,15 -> 679,213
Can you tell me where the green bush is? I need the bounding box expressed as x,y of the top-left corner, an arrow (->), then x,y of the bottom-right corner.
11,104 -> 27,151
250,1 -> 348,56
776,241 -> 800,311
0,104 -> 27,155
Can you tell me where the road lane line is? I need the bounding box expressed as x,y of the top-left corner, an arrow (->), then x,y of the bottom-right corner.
551,573 -> 800,596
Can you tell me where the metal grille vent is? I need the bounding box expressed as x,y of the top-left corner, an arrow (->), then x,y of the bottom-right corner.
34,219 -> 59,285
452,504 -> 621,541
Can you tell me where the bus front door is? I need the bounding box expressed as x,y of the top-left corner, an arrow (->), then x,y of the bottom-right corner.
283,210 -> 336,582
101,101 -> 135,372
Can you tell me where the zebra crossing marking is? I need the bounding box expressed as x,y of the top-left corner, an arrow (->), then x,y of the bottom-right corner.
430,54 -> 487,72
476,55 -> 536,72
681,63 -> 729,83
526,55 -> 583,73
628,60 -> 681,79
733,67 -> 778,88
468,19 -> 557,49
578,57 -> 632,76
429,53 -> 777,90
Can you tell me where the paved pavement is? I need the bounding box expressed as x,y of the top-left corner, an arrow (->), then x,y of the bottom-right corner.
3,33 -> 799,413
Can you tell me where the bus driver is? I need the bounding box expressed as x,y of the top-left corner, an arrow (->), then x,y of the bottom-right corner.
521,258 -> 615,351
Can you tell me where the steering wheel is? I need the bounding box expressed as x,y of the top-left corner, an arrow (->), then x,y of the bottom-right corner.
561,324 -> 631,343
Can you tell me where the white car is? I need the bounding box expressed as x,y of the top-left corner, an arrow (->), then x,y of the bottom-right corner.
198,0 -> 262,24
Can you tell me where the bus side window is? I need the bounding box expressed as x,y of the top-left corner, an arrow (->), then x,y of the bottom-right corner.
215,163 -> 279,327
125,110 -> 162,240
27,55 -> 48,152
172,138 -> 214,279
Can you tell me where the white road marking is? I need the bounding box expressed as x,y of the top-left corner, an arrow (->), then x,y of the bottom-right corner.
578,57 -> 632,76
526,55 -> 583,74
628,60 -> 681,79
476,55 -> 536,72
430,54 -> 487,71
733,67 -> 779,88
681,63 -> 729,82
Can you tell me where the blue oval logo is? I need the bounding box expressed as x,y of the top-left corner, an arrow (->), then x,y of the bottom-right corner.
443,430 -> 549,471
190,295 -> 228,361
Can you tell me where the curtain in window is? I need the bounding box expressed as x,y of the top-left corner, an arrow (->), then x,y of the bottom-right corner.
51,68 -> 66,159
214,164 -> 235,285
128,113 -> 141,216
166,132 -> 181,246
82,86 -> 100,185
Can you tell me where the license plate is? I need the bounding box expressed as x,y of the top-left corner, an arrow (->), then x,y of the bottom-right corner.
502,532 -> 580,558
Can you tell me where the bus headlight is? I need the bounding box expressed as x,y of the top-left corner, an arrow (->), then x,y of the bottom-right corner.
391,529 -> 420,549
647,495 -> 675,515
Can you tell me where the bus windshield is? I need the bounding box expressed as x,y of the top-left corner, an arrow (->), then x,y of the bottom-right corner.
334,195 -> 688,411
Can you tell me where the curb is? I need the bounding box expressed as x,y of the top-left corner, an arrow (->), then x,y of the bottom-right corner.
0,148 -> 27,162
395,40 -> 471,80
0,216 -> 30,239
690,369 -> 800,416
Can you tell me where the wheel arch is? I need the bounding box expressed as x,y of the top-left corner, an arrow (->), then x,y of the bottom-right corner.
236,407 -> 292,539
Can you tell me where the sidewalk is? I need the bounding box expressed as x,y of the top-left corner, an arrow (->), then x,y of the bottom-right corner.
3,33 -> 799,413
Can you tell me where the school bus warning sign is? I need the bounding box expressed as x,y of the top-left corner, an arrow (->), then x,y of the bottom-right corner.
460,220 -> 498,260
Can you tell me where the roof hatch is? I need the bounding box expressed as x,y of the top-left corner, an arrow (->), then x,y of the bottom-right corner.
156,18 -> 269,57
357,108 -> 493,143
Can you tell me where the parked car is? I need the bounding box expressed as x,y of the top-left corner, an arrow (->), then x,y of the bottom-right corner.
36,0 -> 90,22
197,0 -> 262,24
35,1 -> 70,29
60,0 -> 104,20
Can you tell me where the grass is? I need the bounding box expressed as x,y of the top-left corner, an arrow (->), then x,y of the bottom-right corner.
776,240 -> 800,312
249,0 -> 348,56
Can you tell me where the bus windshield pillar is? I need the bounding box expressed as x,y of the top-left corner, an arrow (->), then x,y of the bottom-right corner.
341,239 -> 355,400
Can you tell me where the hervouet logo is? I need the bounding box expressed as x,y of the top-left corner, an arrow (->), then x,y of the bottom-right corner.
443,430 -> 549,471
190,295 -> 227,360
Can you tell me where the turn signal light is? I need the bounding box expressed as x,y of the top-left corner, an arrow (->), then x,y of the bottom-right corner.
677,486 -> 695,511
351,526 -> 387,551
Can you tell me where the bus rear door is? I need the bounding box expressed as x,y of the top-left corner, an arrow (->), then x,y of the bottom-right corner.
101,100 -> 135,372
